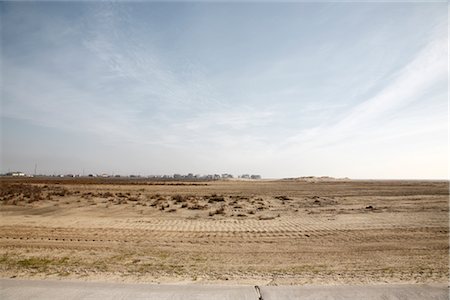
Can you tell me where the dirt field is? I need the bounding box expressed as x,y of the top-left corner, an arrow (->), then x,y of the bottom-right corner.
0,178 -> 448,285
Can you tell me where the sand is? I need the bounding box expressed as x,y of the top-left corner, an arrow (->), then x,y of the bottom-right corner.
0,178 -> 448,285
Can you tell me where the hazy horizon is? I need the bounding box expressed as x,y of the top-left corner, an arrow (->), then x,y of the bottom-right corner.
1,2 -> 448,180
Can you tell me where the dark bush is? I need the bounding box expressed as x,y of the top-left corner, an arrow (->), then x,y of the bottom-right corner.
172,194 -> 185,203
207,194 -> 225,203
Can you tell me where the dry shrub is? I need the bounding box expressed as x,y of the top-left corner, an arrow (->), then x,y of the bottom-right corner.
81,192 -> 93,199
189,204 -> 207,210
258,215 -> 276,220
209,205 -> 225,216
116,199 -> 128,205
172,194 -> 185,203
188,202 -> 208,210
206,194 -> 225,203
100,192 -> 114,198
0,183 -> 44,204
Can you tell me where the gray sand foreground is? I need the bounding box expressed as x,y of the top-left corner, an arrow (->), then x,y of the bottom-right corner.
0,279 -> 448,300
261,284 -> 449,300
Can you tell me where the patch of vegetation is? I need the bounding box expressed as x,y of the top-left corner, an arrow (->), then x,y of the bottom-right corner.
16,256 -> 71,270
81,192 -> 93,199
48,187 -> 71,197
99,192 -> 114,198
275,195 -> 290,201
209,205 -> 225,216
188,202 -> 208,210
17,257 -> 52,269
258,215 -> 277,220
206,194 -> 225,203
172,194 -> 185,203
0,183 -> 45,204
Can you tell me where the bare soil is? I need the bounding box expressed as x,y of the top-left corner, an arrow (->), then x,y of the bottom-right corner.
0,178 -> 448,285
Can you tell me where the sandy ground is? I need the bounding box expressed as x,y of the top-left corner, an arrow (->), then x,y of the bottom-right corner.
0,178 -> 448,285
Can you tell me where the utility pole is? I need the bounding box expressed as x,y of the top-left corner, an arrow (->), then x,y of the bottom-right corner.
34,163 -> 37,176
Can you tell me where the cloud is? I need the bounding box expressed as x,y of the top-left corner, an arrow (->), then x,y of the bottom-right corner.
1,4 -> 218,147
2,2 -> 290,154
336,36 -> 446,131
283,32 -> 447,151
1,2 -> 447,178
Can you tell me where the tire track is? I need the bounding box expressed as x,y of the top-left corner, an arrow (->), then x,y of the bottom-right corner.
0,224 -> 446,248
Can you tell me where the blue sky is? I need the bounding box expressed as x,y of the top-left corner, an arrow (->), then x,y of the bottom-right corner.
1,2 -> 447,179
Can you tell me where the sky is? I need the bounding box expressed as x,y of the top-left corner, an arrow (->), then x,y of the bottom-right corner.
0,1 -> 448,179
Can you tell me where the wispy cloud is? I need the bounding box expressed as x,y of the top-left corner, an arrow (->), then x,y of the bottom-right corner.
283,31 -> 447,152
2,4 -> 216,146
4,3 -> 294,150
1,2 -> 447,178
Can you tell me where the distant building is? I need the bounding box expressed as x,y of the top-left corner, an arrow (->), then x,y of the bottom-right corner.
6,171 -> 25,177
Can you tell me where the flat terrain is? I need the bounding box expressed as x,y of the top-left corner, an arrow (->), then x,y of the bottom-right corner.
0,178 -> 448,285
1,279 -> 448,300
